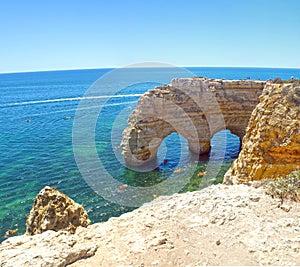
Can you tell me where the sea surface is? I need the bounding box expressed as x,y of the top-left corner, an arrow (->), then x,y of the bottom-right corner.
1,67 -> 299,242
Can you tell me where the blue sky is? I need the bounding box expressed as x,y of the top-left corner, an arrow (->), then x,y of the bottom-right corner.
1,0 -> 299,73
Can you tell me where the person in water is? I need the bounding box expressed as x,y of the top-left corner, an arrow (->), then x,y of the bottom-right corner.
4,228 -> 18,237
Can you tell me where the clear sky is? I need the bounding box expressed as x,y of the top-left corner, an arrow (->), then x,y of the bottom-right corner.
1,0 -> 300,73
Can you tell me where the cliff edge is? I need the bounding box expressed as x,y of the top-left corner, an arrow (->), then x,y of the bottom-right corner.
1,184 -> 300,267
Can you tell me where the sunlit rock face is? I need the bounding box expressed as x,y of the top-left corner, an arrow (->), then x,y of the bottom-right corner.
121,78 -> 265,166
26,186 -> 90,235
224,82 -> 300,184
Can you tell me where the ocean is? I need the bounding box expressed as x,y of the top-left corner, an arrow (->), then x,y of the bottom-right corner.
1,66 -> 299,242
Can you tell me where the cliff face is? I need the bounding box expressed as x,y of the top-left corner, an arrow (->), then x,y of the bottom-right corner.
224,82 -> 300,184
121,78 -> 265,166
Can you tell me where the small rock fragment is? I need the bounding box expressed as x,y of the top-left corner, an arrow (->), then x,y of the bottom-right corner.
249,195 -> 260,202
280,204 -> 291,212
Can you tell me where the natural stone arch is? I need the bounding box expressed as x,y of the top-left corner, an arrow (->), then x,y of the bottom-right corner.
122,97 -> 207,167
125,118 -> 211,164
121,78 -> 265,167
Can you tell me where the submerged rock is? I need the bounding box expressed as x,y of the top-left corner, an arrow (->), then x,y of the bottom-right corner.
26,186 -> 90,235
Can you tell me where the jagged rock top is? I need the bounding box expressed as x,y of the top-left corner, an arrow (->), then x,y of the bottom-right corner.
26,186 -> 90,235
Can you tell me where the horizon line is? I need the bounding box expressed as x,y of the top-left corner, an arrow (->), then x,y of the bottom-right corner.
1,65 -> 300,75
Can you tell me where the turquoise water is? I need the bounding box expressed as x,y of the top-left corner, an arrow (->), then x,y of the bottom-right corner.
1,67 -> 299,242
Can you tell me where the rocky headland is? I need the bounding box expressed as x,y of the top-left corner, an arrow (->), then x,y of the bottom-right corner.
121,78 -> 265,166
0,78 -> 299,266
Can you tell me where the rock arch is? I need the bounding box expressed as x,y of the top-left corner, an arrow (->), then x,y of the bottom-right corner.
121,78 -> 265,166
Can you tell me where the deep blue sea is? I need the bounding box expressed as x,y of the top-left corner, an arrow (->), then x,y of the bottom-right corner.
1,67 -> 299,242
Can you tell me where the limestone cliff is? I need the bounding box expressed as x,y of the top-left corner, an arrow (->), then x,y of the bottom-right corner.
26,186 -> 90,235
224,82 -> 300,184
121,78 -> 265,166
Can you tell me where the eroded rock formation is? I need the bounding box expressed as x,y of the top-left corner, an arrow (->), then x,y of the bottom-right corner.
224,82 -> 300,184
121,78 -> 265,166
26,186 -> 90,235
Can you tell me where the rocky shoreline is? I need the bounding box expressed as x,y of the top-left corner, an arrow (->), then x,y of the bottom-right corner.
1,78 -> 299,266
1,184 -> 300,266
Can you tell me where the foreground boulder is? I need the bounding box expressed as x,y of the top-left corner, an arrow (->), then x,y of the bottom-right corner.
224,82 -> 300,184
26,186 -> 90,235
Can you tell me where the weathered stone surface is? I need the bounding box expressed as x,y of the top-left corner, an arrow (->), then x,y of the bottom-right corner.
26,186 -> 90,235
1,184 -> 300,266
121,78 -> 265,166
0,230 -> 98,267
224,82 -> 300,184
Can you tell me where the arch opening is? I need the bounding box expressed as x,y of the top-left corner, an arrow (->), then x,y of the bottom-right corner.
156,132 -> 190,170
210,129 -> 241,160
